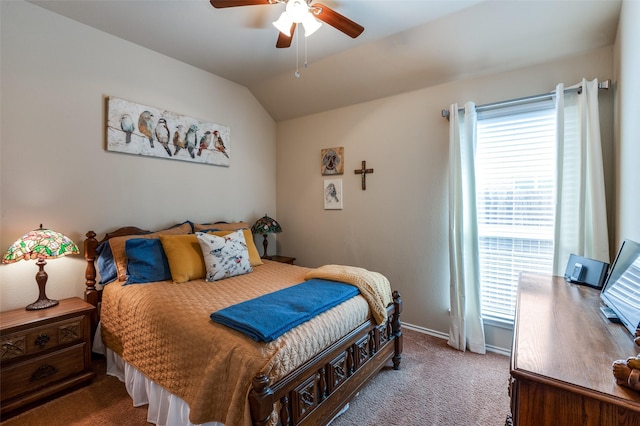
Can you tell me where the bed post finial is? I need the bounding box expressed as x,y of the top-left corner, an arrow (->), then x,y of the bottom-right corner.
249,373 -> 274,426
84,231 -> 98,293
84,231 -> 100,335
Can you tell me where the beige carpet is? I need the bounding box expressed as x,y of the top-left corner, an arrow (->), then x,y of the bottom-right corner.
331,329 -> 511,425
1,329 -> 510,425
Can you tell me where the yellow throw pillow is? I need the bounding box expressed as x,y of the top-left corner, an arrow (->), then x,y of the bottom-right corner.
159,234 -> 206,283
109,222 -> 192,282
208,229 -> 264,267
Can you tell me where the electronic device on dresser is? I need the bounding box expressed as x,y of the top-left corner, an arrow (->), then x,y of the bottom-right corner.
563,253 -> 609,288
599,238 -> 640,335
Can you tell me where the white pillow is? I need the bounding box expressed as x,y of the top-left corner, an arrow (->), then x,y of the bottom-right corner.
196,230 -> 253,281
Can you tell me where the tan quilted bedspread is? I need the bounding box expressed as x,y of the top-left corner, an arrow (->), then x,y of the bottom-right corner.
100,261 -> 378,425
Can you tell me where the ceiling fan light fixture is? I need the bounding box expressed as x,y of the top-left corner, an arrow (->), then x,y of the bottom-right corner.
301,13 -> 321,37
285,0 -> 309,23
273,11 -> 293,36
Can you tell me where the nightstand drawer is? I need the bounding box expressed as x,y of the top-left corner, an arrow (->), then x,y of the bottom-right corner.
0,316 -> 84,361
0,343 -> 86,401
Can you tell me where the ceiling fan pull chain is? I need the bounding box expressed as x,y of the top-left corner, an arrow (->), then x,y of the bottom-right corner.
295,27 -> 301,78
304,31 -> 308,69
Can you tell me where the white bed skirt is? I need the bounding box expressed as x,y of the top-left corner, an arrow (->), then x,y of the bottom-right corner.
93,323 -> 223,426
93,324 -> 349,426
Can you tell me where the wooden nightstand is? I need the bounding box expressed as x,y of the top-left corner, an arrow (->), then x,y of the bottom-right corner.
0,297 -> 95,419
266,255 -> 296,265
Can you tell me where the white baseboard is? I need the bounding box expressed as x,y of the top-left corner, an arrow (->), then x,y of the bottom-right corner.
400,321 -> 511,357
401,322 -> 448,339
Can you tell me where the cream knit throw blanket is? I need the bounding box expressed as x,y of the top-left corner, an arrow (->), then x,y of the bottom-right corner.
304,264 -> 393,324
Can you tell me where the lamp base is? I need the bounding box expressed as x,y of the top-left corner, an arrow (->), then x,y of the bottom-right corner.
26,257 -> 58,310
26,297 -> 59,310
261,234 -> 269,259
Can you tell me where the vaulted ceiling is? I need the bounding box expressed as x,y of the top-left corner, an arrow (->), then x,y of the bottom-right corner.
29,0 -> 622,121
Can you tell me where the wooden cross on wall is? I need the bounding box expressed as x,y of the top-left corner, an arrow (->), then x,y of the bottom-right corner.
354,160 -> 374,190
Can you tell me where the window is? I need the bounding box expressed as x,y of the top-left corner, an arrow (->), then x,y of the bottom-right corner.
475,101 -> 556,323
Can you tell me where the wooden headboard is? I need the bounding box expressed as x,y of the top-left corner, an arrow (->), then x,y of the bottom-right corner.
83,227 -> 151,331
83,223 -> 236,330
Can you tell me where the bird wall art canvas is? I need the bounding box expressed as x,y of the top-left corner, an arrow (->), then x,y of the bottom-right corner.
106,97 -> 230,166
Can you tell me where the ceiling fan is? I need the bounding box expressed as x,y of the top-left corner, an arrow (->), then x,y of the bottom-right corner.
209,0 -> 365,48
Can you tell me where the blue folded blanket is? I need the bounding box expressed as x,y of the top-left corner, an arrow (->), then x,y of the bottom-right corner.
210,279 -> 359,342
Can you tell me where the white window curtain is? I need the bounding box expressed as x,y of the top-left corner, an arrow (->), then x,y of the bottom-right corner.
447,79 -> 609,352
447,102 -> 486,354
553,78 -> 610,273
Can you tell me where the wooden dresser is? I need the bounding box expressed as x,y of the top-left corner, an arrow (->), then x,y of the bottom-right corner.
0,297 -> 95,419
510,273 -> 640,425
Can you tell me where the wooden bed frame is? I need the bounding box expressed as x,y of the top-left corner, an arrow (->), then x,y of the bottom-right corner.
83,227 -> 403,426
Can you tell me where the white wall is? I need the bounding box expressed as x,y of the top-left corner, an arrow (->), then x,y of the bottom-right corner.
0,1 -> 276,311
614,0 -> 640,244
276,47 -> 615,350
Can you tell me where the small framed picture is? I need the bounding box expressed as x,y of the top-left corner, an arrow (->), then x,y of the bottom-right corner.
321,147 -> 344,175
324,179 -> 343,210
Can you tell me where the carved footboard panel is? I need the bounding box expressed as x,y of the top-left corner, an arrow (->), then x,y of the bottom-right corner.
249,292 -> 402,426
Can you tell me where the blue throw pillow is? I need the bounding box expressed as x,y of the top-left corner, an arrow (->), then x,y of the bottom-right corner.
96,241 -> 117,285
125,238 -> 172,285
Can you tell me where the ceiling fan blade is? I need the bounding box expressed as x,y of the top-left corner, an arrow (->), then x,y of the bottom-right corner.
276,23 -> 296,48
312,3 -> 364,38
210,0 -> 272,8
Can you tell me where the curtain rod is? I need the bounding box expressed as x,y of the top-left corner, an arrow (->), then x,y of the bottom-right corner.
440,79 -> 610,119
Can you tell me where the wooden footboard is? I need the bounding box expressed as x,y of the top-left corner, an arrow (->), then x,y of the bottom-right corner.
249,292 -> 402,426
83,228 -> 402,426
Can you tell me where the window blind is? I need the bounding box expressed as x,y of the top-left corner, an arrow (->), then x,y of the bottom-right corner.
476,102 -> 556,323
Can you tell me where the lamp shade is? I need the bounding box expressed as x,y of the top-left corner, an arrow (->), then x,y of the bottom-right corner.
251,215 -> 282,236
273,11 -> 294,36
3,225 -> 79,310
3,225 -> 79,263
302,13 -> 322,37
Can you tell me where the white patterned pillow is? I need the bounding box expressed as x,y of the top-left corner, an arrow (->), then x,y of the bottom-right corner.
196,230 -> 253,281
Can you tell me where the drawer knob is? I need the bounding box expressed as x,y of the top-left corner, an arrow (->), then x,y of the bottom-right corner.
34,334 -> 50,348
30,364 -> 58,381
